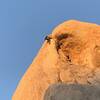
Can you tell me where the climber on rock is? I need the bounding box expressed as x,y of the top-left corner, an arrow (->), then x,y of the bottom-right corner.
44,35 -> 52,44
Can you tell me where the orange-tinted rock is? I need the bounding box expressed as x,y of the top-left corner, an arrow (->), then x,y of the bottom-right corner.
12,20 -> 100,100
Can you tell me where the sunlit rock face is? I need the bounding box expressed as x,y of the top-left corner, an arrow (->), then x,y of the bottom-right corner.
44,83 -> 100,100
12,20 -> 100,100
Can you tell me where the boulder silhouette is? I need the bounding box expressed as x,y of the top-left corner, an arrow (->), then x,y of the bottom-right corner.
12,20 -> 100,100
44,83 -> 100,100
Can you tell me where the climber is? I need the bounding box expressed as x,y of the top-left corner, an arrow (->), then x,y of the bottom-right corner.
44,35 -> 52,44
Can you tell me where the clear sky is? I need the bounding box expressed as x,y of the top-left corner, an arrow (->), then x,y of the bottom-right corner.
0,0 -> 100,100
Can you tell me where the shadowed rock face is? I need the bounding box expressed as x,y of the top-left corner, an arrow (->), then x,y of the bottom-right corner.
44,83 -> 100,100
12,20 -> 100,100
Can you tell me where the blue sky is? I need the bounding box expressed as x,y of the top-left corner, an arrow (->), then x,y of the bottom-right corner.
0,0 -> 100,100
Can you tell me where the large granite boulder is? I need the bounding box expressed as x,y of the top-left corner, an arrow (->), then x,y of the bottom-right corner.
44,83 -> 100,100
12,20 -> 100,100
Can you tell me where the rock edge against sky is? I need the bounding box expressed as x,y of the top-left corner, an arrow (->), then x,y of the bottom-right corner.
12,20 -> 100,100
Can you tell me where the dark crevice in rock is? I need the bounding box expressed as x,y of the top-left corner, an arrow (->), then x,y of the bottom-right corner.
57,71 -> 62,83
87,80 -> 92,85
55,33 -> 73,65
66,55 -> 72,63
55,33 -> 73,52
56,33 -> 73,41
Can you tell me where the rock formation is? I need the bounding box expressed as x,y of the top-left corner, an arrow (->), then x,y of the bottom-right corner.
44,83 -> 100,100
12,20 -> 100,100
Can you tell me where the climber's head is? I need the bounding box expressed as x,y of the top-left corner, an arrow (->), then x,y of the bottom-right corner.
44,35 -> 52,44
